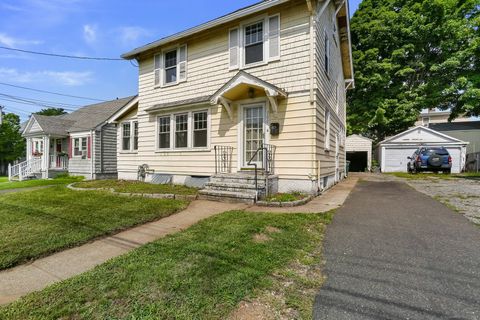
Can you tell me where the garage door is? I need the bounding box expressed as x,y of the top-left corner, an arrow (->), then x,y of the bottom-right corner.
445,147 -> 461,173
383,148 -> 416,172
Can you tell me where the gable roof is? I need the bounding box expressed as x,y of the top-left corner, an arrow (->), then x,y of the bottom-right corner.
121,0 -> 291,60
346,134 -> 373,142
23,96 -> 137,136
378,126 -> 467,146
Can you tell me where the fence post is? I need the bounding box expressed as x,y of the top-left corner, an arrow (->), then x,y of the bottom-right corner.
8,163 -> 11,181
477,154 -> 480,173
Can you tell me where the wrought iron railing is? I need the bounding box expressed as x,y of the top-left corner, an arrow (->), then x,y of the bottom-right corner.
247,143 -> 276,193
214,145 -> 234,174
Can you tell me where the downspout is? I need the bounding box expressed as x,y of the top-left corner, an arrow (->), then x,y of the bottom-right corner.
306,0 -> 317,193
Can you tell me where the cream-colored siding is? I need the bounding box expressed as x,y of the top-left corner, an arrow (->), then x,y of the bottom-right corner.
118,0 -> 349,192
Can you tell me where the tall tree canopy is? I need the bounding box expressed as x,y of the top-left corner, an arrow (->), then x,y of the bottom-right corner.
348,0 -> 480,141
0,113 -> 25,173
35,107 -> 67,116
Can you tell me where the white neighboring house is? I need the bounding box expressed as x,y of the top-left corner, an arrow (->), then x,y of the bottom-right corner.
10,96 -> 138,181
346,134 -> 372,172
111,0 -> 354,202
377,126 -> 468,174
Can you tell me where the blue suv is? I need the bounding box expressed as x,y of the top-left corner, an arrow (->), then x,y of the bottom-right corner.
407,147 -> 452,174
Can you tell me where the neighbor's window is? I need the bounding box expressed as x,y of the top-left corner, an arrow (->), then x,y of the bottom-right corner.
122,122 -> 131,151
74,137 -> 87,156
158,116 -> 171,149
164,49 -> 177,84
244,21 -> 264,65
133,121 -> 139,150
193,111 -> 208,148
175,113 -> 188,148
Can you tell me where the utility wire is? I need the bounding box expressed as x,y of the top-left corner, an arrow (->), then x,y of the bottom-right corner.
0,82 -> 107,102
0,93 -> 83,108
0,46 -> 124,61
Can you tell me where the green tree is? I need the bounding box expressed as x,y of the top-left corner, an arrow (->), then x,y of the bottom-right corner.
35,107 -> 67,116
0,113 -> 25,175
348,0 -> 480,141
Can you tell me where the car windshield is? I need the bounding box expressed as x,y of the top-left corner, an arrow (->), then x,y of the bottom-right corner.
425,148 -> 449,156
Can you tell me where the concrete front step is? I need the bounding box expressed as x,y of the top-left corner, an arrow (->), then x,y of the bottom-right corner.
198,189 -> 257,204
205,182 -> 264,193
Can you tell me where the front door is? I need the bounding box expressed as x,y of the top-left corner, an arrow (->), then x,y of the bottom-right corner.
243,104 -> 265,167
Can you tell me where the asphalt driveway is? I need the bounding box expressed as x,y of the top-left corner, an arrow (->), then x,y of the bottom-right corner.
314,180 -> 480,320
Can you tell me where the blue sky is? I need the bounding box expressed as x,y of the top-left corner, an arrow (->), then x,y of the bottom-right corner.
0,0 -> 361,121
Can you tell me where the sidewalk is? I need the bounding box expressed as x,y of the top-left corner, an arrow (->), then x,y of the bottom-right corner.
247,176 -> 358,213
0,200 -> 247,305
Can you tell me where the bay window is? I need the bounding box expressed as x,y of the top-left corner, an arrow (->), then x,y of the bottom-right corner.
193,111 -> 208,148
158,116 -> 171,149
175,114 -> 188,148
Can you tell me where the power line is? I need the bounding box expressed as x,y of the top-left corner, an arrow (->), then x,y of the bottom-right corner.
0,46 -> 125,61
0,93 -> 82,108
0,82 -> 107,102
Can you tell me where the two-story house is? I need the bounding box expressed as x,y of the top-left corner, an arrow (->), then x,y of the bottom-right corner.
110,0 -> 354,202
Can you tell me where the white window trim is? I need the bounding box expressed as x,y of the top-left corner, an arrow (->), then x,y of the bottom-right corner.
155,108 -> 211,153
154,44 -> 187,88
73,137 -> 88,158
230,13 -> 280,71
120,120 -> 138,153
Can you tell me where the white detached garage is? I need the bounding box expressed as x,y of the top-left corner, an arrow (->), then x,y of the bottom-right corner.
377,126 -> 468,173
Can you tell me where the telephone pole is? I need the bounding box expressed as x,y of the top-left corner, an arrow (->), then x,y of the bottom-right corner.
0,106 -> 3,125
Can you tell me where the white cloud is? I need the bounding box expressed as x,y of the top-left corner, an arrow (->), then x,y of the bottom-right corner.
117,26 -> 151,45
83,24 -> 97,44
0,33 -> 42,48
0,68 -> 93,86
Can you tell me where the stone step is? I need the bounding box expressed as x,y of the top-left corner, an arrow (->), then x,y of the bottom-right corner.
198,189 -> 257,204
210,175 -> 268,185
204,183 -> 264,193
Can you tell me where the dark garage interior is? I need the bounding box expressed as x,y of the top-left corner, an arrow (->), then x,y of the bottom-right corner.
347,151 -> 368,172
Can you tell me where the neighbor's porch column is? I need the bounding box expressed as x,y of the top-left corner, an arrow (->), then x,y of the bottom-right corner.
26,138 -> 32,162
42,135 -> 50,179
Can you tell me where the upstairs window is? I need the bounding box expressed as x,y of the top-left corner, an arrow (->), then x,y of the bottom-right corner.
153,45 -> 187,86
164,49 -> 177,84
244,21 -> 264,65
229,14 -> 280,69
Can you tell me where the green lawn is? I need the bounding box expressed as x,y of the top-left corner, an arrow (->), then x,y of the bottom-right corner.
0,176 -> 83,191
0,186 -> 188,270
0,176 -> 8,183
386,172 -> 480,180
74,179 -> 199,195
0,211 -> 332,319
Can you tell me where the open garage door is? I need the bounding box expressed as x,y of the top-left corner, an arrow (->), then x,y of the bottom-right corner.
347,151 -> 368,172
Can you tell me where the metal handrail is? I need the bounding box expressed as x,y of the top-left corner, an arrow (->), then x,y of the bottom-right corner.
246,143 -> 276,195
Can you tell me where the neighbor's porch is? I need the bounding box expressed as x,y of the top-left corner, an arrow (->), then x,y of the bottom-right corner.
23,135 -> 69,179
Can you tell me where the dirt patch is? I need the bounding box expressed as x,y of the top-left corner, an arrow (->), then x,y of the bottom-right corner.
265,226 -> 281,234
229,300 -> 276,320
253,233 -> 271,243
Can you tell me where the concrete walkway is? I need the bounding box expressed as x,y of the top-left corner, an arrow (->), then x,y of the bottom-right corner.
314,180 -> 480,319
0,200 -> 247,305
247,176 -> 358,213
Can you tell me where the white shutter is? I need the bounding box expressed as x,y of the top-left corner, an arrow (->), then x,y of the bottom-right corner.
229,28 -> 239,69
154,53 -> 161,86
178,45 -> 187,82
268,15 -> 280,61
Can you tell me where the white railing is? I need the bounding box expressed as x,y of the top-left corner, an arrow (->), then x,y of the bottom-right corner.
49,155 -> 69,170
8,157 -> 43,181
